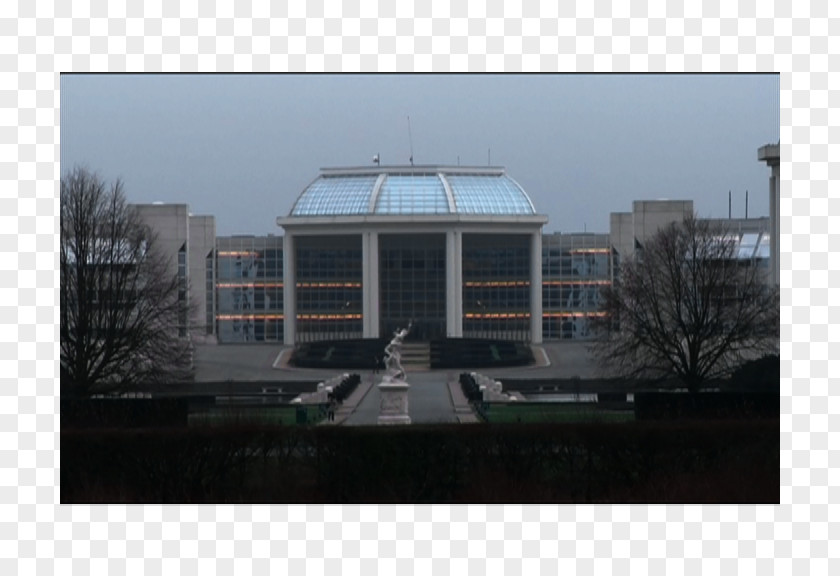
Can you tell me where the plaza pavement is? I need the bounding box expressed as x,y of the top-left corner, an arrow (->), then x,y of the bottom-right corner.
192,341 -> 604,425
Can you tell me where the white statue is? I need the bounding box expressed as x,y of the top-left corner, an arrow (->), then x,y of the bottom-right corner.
383,322 -> 411,381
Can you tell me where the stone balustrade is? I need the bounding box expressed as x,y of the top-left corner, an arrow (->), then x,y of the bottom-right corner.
291,373 -> 349,404
471,372 -> 516,402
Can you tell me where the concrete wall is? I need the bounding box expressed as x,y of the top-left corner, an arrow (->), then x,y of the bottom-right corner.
608,200 -> 693,260
135,204 -> 189,278
189,215 -> 216,341
631,200 -> 694,247
135,203 -> 190,337
135,204 -> 218,340
609,212 -> 634,260
704,217 -> 769,234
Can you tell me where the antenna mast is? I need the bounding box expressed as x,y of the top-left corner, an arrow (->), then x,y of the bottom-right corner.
407,115 -> 414,165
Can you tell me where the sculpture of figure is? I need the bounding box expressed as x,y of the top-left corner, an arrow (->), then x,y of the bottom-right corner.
383,322 -> 411,381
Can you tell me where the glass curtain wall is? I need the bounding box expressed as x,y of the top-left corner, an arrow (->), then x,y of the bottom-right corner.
216,236 -> 284,342
462,234 -> 531,341
379,234 -> 446,340
295,235 -> 363,342
541,233 -> 612,340
205,249 -> 214,335
177,244 -> 187,337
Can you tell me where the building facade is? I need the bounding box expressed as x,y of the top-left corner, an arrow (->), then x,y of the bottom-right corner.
215,235 -> 284,343
138,158 -> 775,346
608,199 -> 771,283
541,232 -> 613,341
135,203 -> 216,341
277,166 -> 547,345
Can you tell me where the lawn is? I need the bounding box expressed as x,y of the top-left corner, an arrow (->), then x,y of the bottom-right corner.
482,402 -> 634,423
188,404 -> 326,426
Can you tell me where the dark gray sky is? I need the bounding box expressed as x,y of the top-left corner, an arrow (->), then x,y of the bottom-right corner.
61,74 -> 779,235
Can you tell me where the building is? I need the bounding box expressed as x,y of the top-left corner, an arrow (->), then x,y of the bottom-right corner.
137,160 -> 774,347
541,232 -> 613,340
214,234 -> 284,343
609,199 -> 770,255
608,199 -> 771,284
610,200 -> 695,260
135,203 -> 216,341
277,165 -> 547,345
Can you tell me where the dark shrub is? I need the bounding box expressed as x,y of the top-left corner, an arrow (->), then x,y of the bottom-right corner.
329,374 -> 360,403
62,420 -> 779,504
291,339 -> 389,369
730,354 -> 780,391
431,338 -> 534,369
634,392 -> 779,420
61,398 -> 194,429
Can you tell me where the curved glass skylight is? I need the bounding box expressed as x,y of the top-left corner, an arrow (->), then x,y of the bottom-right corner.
288,169 -> 537,217
375,175 -> 450,215
291,175 -> 377,216
446,175 -> 535,215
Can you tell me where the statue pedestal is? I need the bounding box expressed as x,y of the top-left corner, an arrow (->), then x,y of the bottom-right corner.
377,379 -> 411,425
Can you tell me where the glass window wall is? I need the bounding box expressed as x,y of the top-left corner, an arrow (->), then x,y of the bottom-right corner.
295,235 -> 363,342
379,234 -> 446,340
462,234 -> 531,340
215,236 -> 284,342
541,234 -> 613,341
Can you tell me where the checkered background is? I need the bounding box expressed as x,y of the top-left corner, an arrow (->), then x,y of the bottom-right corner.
2,0 -> 834,573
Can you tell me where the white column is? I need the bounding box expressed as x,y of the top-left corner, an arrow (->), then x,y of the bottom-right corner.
362,231 -> 380,338
446,230 -> 463,337
282,233 -> 296,345
530,231 -> 543,344
454,230 -> 462,337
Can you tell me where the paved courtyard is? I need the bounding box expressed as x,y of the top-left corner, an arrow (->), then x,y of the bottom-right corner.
193,341 -> 601,382
192,341 -> 604,425
340,372 -> 461,426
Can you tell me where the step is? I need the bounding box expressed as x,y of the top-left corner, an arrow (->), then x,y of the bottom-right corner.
400,342 -> 430,370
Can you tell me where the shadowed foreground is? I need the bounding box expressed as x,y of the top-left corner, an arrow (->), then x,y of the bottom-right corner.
62,419 -> 778,504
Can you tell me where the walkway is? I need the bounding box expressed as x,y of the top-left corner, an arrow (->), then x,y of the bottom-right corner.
191,340 -> 605,425
340,372 -> 462,426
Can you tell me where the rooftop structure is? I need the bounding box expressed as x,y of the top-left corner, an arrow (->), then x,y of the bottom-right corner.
287,166 -> 536,218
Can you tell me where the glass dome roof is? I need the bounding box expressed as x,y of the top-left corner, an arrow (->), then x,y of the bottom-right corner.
289,167 -> 536,217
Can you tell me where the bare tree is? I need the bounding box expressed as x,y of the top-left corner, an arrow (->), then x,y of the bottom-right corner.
592,215 -> 779,392
60,167 -> 193,396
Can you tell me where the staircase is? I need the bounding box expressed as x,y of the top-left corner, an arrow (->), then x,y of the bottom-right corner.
400,342 -> 430,372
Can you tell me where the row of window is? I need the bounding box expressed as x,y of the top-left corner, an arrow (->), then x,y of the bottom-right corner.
211,234 -> 765,342
215,239 -> 285,342
461,235 -> 532,339
380,237 -> 447,340
216,315 -> 603,343
543,285 -> 604,310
